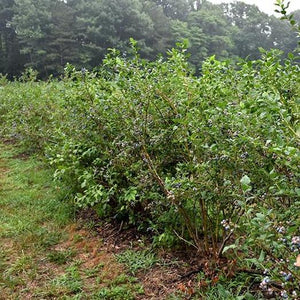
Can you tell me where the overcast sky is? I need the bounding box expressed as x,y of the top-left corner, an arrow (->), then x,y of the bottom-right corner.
209,0 -> 300,15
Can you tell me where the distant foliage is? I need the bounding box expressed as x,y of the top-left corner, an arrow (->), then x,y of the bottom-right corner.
0,43 -> 299,297
0,0 -> 299,77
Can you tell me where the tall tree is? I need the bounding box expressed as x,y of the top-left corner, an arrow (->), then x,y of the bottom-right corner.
152,0 -> 190,20
73,0 -> 156,64
152,0 -> 208,19
170,2 -> 233,72
12,0 -> 82,77
268,16 -> 298,55
44,1 -> 82,75
142,1 -> 173,59
187,3 -> 233,57
1,0 -> 299,78
170,19 -> 207,72
0,0 -> 23,76
222,1 -> 274,59
12,0 -> 52,75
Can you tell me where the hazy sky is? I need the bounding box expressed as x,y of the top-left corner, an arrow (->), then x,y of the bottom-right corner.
209,0 -> 300,15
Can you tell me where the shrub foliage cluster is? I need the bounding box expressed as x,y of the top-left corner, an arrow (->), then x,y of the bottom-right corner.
0,44 -> 299,297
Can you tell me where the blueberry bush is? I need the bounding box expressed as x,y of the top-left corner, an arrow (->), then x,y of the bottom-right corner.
0,41 -> 299,297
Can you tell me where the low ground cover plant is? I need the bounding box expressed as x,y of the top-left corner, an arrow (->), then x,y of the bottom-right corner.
1,41 -> 299,297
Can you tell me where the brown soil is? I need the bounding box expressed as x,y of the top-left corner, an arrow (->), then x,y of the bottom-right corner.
76,209 -> 232,299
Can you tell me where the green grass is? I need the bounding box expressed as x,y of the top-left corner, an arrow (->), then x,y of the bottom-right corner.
116,249 -> 158,275
0,144 -> 71,296
0,149 -> 71,240
47,249 -> 77,265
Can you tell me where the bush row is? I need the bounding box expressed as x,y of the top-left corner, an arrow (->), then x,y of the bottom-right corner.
1,44 -> 299,297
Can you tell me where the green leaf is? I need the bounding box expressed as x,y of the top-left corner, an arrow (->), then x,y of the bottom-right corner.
222,244 -> 237,254
240,175 -> 251,185
258,250 -> 265,262
124,188 -> 137,202
255,213 -> 265,221
240,175 -> 252,192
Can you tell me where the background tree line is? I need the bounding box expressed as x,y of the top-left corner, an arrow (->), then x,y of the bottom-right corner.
1,0 -> 299,78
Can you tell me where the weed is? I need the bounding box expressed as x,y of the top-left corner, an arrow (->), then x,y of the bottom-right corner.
72,233 -> 84,243
84,263 -> 104,278
52,264 -> 82,294
3,254 -> 34,277
116,249 -> 158,275
111,273 -> 137,285
96,286 -> 135,300
39,231 -> 64,248
47,249 -> 76,265
95,282 -> 144,300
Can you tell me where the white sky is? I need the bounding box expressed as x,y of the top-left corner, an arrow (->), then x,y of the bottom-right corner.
209,0 -> 300,15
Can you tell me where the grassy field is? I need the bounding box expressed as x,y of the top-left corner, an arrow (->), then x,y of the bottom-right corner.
0,142 -> 144,299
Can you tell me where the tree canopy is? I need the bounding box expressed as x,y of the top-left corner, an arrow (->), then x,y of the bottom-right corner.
0,0 -> 299,77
